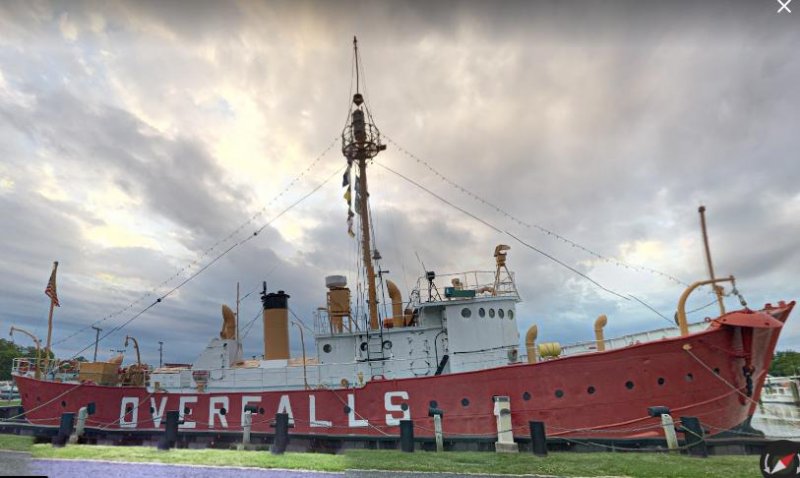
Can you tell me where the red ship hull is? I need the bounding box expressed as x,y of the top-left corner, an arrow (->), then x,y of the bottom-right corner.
14,303 -> 793,440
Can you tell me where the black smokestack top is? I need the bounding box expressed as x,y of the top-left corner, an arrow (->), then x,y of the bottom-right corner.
261,290 -> 290,310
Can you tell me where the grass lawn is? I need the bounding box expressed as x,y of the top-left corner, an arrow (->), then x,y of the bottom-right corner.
14,441 -> 759,478
0,434 -> 34,451
0,399 -> 21,406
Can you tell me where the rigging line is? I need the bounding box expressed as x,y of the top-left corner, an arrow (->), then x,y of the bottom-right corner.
68,164 -> 347,359
241,308 -> 263,341
383,135 -> 689,288
627,294 -> 675,325
505,232 -> 630,302
53,137 -> 339,348
687,298 -> 720,315
376,162 -> 630,302
287,307 -> 314,335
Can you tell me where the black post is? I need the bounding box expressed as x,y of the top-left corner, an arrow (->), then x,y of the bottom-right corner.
158,410 -> 180,450
272,412 -> 289,455
52,412 -> 75,447
530,421 -> 547,456
399,419 -> 414,452
680,416 -> 707,458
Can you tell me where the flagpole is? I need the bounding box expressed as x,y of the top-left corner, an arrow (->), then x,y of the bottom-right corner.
43,260 -> 59,372
44,293 -> 55,371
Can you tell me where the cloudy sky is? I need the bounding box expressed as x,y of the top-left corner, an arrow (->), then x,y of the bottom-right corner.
1,0 -> 797,366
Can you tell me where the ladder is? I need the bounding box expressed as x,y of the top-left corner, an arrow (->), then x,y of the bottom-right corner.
366,331 -> 385,378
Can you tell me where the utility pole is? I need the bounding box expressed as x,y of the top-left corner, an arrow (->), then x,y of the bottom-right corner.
158,341 -> 164,368
91,326 -> 101,362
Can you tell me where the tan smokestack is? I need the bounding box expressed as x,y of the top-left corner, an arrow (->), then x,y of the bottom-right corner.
261,290 -> 290,360
385,280 -> 404,328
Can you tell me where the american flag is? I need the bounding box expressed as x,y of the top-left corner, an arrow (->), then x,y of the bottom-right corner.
44,261 -> 60,307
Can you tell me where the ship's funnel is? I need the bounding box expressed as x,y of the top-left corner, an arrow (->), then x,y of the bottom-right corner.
261,290 -> 290,360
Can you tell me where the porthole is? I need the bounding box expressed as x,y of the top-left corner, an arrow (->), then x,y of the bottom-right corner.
713,367 -> 720,375
343,405 -> 351,414
685,373 -> 694,382
522,392 -> 531,401
360,342 -> 368,351
323,344 -> 332,353
259,407 -> 265,415
479,308 -> 486,318
383,340 -> 392,350
400,403 -> 409,411
587,386 -> 596,395
220,407 -> 227,416
625,381 -> 634,390
183,406 -> 191,415
508,310 -> 514,319
461,308 -> 472,318
498,309 -> 505,319
555,389 -> 564,398
657,377 -> 665,386
461,398 -> 470,407
489,308 -> 496,318
429,400 -> 438,409
61,400 -> 67,408
150,407 -> 155,414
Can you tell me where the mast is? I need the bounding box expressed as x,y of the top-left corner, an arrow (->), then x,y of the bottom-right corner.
698,206 -> 725,315
342,37 -> 386,331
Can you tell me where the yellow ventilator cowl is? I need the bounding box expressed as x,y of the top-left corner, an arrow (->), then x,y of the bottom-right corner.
538,342 -> 562,359
525,325 -> 538,363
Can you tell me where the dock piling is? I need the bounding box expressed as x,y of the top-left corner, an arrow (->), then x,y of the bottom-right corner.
529,421 -> 547,456
52,412 -> 74,447
272,412 -> 289,454
399,419 -> 414,452
157,410 -> 180,450
680,416 -> 708,458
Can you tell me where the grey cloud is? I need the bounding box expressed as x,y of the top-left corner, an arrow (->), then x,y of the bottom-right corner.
1,0 -> 798,365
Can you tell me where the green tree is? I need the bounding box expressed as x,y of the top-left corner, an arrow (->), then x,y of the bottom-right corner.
0,339 -> 53,380
770,350 -> 800,376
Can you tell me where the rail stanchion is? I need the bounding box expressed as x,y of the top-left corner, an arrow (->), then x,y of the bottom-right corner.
157,410 -> 180,450
680,416 -> 708,458
271,412 -> 289,455
529,421 -> 547,457
400,419 -> 414,453
52,412 -> 75,447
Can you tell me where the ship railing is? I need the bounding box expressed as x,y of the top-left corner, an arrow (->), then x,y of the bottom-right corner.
412,270 -> 519,305
11,357 -> 62,380
555,320 -> 711,358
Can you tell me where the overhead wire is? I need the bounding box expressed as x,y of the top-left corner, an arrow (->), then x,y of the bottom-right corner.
67,163 -> 346,359
375,162 -> 630,302
53,137 -> 339,349
383,135 -> 690,288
